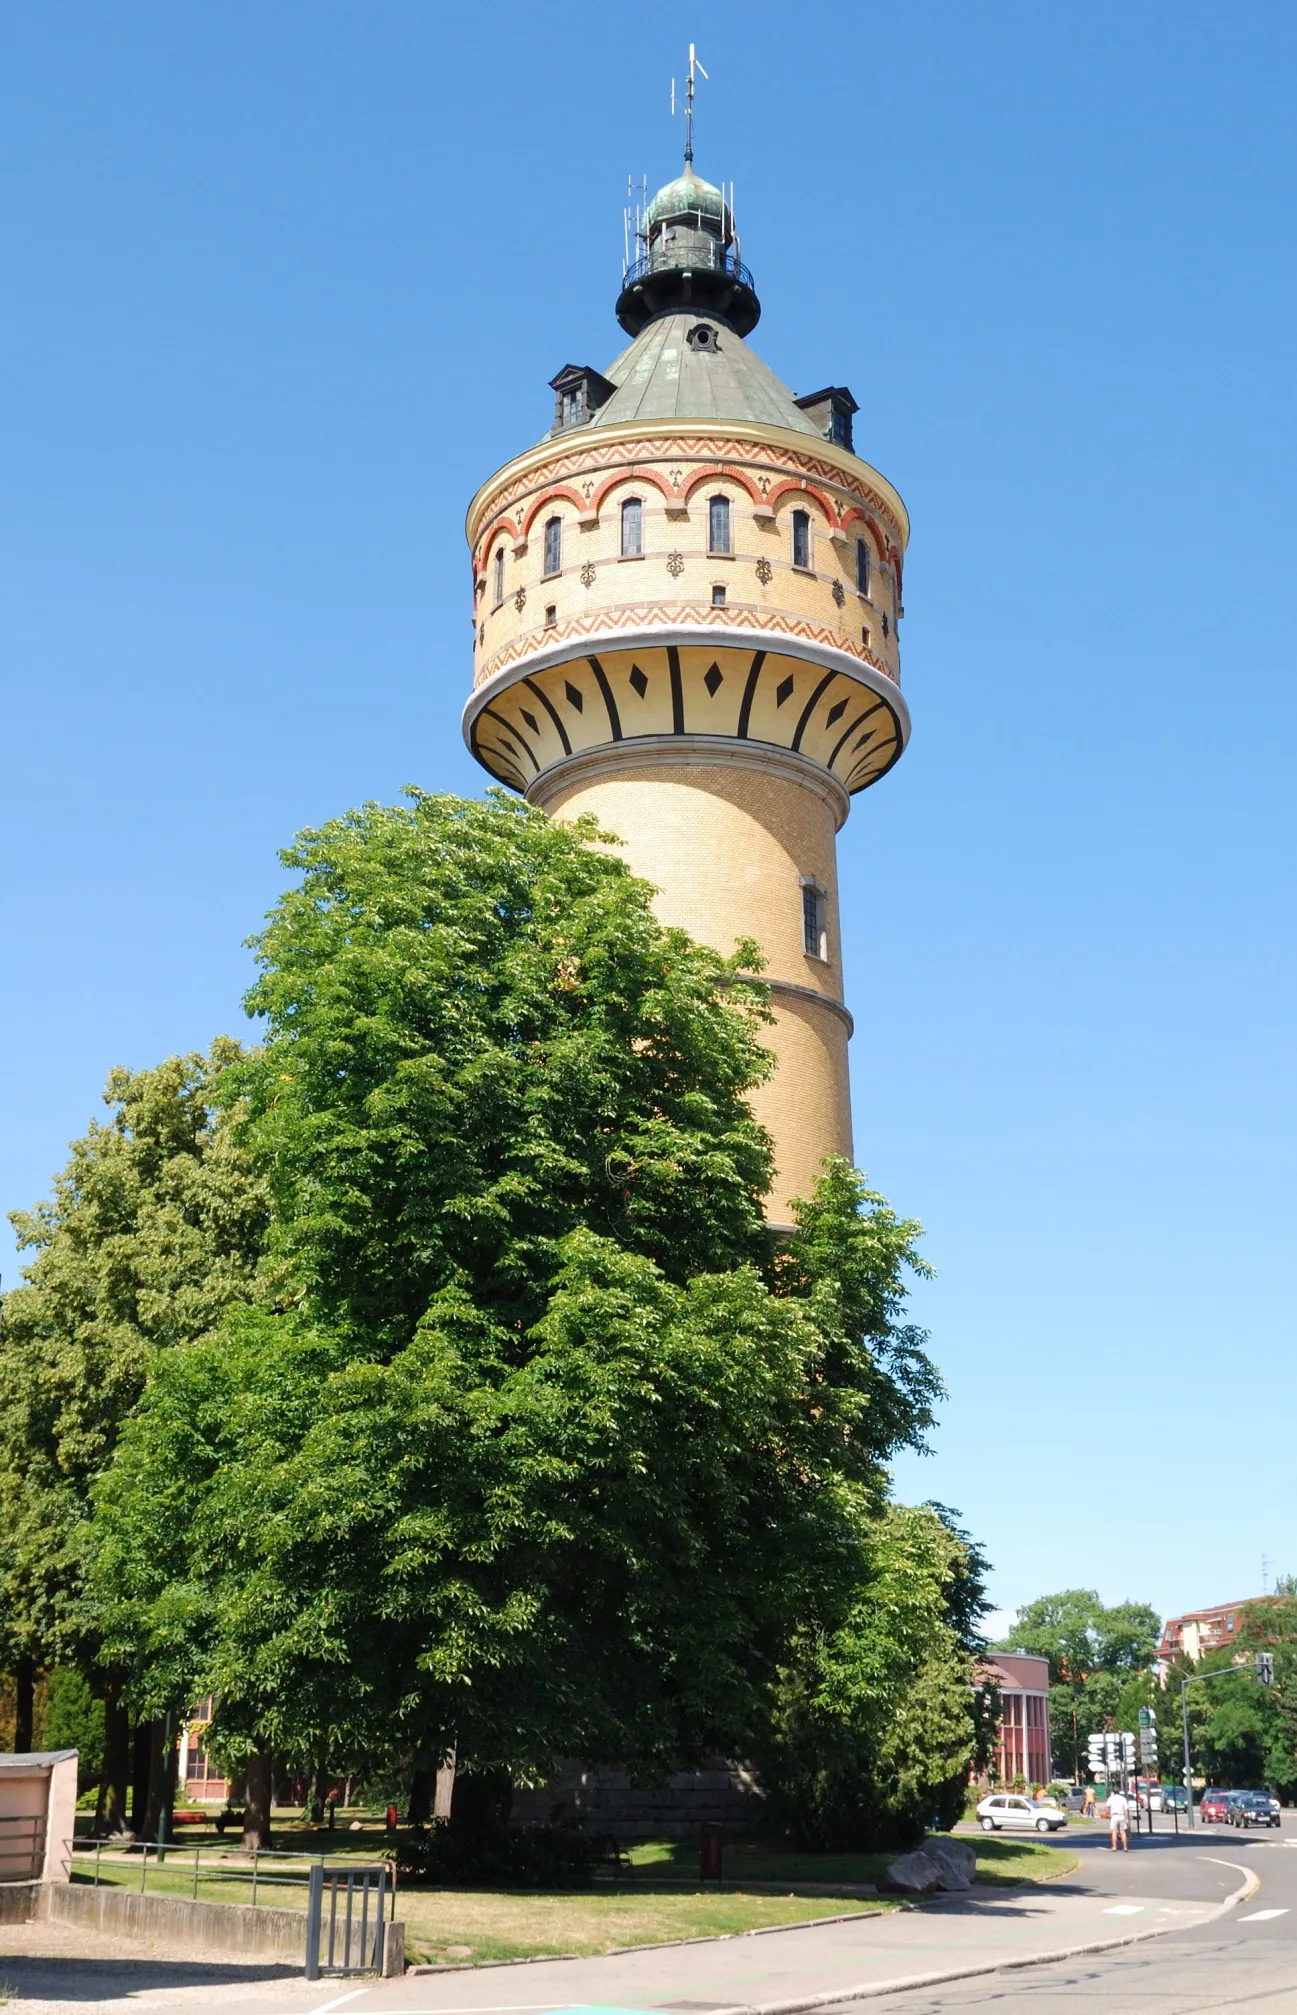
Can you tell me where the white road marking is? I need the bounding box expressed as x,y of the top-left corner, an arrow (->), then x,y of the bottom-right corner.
1239,1908 -> 1290,1921
1102,1904 -> 1145,1915
308,1993 -> 371,2015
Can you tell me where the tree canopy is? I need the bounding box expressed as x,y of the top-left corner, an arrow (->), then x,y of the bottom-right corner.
0,1042 -> 265,1673
233,788 -> 776,1346
5,784 -> 973,1851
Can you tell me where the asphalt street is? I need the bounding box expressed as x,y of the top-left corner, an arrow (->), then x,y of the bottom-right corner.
834,1813 -> 1297,2014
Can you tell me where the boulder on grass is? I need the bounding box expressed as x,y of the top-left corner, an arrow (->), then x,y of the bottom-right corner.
880,1849 -> 945,1895
923,1836 -> 975,1889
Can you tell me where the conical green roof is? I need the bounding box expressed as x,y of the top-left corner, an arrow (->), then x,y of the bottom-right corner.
589,310 -> 822,436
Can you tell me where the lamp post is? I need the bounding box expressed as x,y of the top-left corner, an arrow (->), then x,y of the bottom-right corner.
1179,1652 -> 1275,1827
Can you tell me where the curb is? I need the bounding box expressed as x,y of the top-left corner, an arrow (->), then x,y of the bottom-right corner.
407,1857 -> 1260,1999
733,1856 -> 1262,2013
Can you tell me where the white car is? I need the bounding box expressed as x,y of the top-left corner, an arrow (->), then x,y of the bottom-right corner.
977,1793 -> 1069,1833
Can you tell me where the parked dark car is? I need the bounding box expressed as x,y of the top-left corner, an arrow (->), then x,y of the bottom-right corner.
1230,1790 -> 1280,1829
1163,1784 -> 1188,1811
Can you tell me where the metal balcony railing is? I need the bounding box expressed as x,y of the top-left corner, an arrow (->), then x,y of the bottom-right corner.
621,245 -> 754,292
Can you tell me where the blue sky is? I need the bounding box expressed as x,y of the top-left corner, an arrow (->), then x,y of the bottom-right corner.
3,1 -> 1294,1631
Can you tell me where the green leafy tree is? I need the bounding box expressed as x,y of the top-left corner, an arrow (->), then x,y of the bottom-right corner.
756,1503 -> 984,1849
233,788 -> 776,1346
997,1590 -> 1160,1779
0,1043 -> 265,1816
88,788 -> 949,1840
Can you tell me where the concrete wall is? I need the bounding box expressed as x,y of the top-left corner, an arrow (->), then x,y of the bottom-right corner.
43,1883 -> 309,1961
2,1882 -> 405,1973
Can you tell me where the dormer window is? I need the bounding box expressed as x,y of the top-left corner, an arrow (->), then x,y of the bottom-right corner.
708,495 -> 731,556
493,546 -> 506,607
793,385 -> 859,454
543,517 -> 562,578
548,363 -> 618,433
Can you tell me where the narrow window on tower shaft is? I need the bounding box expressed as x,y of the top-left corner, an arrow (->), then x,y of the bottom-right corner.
792,509 -> 812,571
543,517 -> 562,577
855,537 -> 870,596
621,497 -> 643,557
708,495 -> 731,555
803,884 -> 826,959
493,545 -> 506,607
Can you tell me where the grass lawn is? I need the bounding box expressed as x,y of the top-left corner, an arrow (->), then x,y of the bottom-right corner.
625,1832 -> 1075,1890
68,1829 -> 1075,1968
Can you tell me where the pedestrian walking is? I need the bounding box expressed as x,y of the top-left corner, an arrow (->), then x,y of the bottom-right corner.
1108,1786 -> 1130,1851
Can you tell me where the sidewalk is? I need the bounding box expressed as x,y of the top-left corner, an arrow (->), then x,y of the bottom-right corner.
0,1852 -> 1258,2013
359,1868 -> 1255,2013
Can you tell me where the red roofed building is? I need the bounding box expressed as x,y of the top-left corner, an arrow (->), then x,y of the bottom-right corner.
979,1652 -> 1053,1787
1157,1598 -> 1268,1667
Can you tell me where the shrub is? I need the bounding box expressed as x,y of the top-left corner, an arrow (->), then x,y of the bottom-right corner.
395,1819 -> 603,1889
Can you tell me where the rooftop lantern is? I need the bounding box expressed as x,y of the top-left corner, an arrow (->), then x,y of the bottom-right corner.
615,49 -> 759,337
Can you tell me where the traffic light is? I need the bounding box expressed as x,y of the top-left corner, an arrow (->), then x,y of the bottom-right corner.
1257,1652 -> 1275,1687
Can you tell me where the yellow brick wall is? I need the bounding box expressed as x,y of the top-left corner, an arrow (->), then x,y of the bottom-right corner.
471,426 -> 905,693
535,756 -> 853,1222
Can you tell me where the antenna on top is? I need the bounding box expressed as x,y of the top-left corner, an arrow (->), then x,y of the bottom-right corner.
671,43 -> 708,166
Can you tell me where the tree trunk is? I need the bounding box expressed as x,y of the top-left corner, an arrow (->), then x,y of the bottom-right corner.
95,1674 -> 130,1834
242,1750 -> 273,1850
434,1746 -> 457,1821
310,1748 -> 329,1825
130,1720 -> 151,1833
407,1765 -> 435,1826
140,1718 -> 167,1841
13,1658 -> 34,1753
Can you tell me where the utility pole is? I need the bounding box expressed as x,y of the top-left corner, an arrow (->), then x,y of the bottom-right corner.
1180,1652 -> 1275,1828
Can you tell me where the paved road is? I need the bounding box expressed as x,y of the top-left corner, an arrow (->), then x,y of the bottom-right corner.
833,1815 -> 1297,2014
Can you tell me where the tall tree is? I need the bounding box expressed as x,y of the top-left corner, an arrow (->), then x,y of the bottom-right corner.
0,1042 -> 265,1815
88,788 -> 946,1817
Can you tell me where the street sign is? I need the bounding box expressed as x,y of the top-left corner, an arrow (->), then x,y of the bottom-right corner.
1138,1706 -> 1157,1728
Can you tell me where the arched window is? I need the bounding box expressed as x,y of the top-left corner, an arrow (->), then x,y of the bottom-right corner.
708,495 -> 731,556
493,545 -> 506,606
543,516 -> 562,577
620,497 -> 643,557
791,509 -> 811,571
855,537 -> 870,596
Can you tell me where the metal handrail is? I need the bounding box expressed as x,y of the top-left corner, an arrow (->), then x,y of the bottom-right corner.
621,246 -> 754,291
66,1836 -> 395,1909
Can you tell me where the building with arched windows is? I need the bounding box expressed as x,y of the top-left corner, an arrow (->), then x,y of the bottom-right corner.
463,152 -> 910,1223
